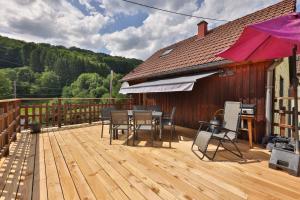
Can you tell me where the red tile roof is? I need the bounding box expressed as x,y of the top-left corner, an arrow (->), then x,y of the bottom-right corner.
123,0 -> 296,81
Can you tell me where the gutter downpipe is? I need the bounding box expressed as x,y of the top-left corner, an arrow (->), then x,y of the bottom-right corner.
265,60 -> 281,137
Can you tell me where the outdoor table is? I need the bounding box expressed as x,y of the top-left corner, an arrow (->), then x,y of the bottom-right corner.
128,110 -> 163,139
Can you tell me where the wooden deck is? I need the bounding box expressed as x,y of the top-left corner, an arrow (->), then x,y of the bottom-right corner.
1,125 -> 300,200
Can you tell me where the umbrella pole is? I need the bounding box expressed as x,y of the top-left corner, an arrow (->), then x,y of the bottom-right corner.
292,45 -> 299,154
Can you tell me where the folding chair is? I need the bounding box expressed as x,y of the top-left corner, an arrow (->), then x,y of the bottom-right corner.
192,101 -> 243,160
110,110 -> 131,145
100,106 -> 116,138
162,107 -> 176,148
133,105 -> 147,110
133,111 -> 155,146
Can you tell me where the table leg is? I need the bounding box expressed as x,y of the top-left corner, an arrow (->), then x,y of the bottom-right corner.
247,119 -> 253,148
159,116 -> 162,139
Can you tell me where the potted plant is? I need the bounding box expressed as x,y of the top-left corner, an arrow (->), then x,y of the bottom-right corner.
30,120 -> 41,134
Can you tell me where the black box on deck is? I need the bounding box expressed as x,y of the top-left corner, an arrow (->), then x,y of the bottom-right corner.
269,147 -> 300,176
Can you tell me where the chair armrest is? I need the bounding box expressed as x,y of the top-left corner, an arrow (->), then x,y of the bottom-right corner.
198,121 -> 210,125
198,121 -> 222,127
218,127 -> 240,135
163,113 -> 171,119
198,121 -> 220,132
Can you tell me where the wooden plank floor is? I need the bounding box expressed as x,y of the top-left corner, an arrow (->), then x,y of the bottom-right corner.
1,125 -> 300,200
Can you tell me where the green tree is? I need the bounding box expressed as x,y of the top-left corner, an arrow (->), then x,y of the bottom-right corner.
30,47 -> 44,72
0,72 -> 13,99
0,35 -> 142,99
63,73 -> 107,98
34,71 -> 61,97
17,67 -> 35,83
1,68 -> 17,81
21,42 -> 36,65
53,57 -> 71,85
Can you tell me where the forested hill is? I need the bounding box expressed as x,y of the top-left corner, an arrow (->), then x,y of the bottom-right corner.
0,35 -> 142,99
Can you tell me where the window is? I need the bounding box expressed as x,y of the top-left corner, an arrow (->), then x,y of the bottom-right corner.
160,49 -> 173,57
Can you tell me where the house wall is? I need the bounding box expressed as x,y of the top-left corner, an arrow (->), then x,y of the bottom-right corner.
133,61 -> 272,143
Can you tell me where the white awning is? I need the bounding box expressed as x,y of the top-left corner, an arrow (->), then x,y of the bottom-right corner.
119,71 -> 218,94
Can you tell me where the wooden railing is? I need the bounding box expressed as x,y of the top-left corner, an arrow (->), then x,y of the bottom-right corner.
0,98 -> 132,158
20,98 -> 133,129
0,99 -> 21,157
273,97 -> 300,136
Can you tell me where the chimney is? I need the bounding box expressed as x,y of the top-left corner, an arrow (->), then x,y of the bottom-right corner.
197,21 -> 208,38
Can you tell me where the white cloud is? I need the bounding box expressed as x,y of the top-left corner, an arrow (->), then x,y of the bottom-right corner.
102,0 -> 281,59
0,0 -> 289,60
0,0 -> 109,49
78,0 -> 95,11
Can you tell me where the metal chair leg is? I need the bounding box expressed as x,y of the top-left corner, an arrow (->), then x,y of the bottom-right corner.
126,128 -> 129,145
109,126 -> 112,145
169,125 -> 173,148
101,121 -> 104,138
133,130 -> 136,146
191,145 -> 208,160
220,139 -> 243,158
211,140 -> 222,160
151,129 -> 154,147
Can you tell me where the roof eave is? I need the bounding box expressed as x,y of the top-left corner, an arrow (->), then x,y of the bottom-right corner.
122,59 -> 232,82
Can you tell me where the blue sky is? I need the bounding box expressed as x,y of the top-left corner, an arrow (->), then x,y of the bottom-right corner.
0,0 -> 299,60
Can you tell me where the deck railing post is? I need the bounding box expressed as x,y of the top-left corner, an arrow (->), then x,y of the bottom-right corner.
58,98 -> 62,128
24,105 -> 28,129
88,100 -> 92,124
3,102 -> 9,156
16,100 -> 20,133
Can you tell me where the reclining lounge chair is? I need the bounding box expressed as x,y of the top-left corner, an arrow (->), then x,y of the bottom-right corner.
192,101 -> 243,160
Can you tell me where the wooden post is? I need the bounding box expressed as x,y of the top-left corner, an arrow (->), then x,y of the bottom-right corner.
88,100 -> 92,124
57,98 -> 62,128
45,103 -> 49,127
109,70 -> 113,99
63,104 -> 67,126
3,102 -> 9,156
39,105 -> 42,127
24,105 -> 28,129
84,103 -> 87,123
16,100 -> 20,133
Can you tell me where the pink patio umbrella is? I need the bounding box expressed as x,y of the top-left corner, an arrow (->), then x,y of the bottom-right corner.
217,13 -> 300,154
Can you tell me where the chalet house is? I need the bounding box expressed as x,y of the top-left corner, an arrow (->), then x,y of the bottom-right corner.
120,0 -> 297,143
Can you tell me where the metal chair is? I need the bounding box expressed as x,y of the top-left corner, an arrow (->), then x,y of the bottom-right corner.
110,110 -> 131,145
162,107 -> 176,148
100,106 -> 116,138
133,111 -> 155,146
133,105 -> 147,110
192,101 -> 243,160
147,105 -> 161,112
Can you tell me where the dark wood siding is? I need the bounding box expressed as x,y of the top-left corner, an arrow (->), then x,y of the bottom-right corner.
133,61 -> 272,143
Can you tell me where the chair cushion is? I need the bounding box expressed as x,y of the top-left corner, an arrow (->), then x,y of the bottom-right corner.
100,116 -> 110,121
194,131 -> 213,152
112,125 -> 130,130
135,125 -> 153,131
162,119 -> 172,126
